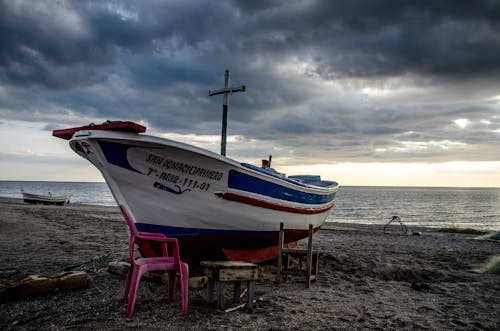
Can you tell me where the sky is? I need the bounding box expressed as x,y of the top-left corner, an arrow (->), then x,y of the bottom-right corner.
1,0 -> 500,187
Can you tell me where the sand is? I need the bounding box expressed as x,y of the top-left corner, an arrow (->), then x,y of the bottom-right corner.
0,197 -> 499,330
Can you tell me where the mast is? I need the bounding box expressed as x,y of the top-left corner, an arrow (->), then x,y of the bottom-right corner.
209,70 -> 246,156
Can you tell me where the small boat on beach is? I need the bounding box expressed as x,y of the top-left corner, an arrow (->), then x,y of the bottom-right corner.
53,121 -> 339,263
22,190 -> 70,206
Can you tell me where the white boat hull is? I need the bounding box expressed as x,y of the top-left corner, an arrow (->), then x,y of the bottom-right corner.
65,128 -> 339,262
22,192 -> 70,205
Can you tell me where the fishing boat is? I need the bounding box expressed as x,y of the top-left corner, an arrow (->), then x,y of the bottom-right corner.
22,190 -> 70,205
53,121 -> 338,263
52,72 -> 339,263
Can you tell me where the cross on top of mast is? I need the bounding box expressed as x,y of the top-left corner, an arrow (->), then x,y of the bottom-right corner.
209,70 -> 246,156
208,70 -> 246,100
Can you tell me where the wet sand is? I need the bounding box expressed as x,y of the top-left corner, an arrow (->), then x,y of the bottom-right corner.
0,197 -> 499,330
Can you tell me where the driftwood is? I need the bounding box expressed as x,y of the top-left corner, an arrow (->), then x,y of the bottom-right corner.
107,261 -> 207,289
107,261 -> 131,277
0,271 -> 92,302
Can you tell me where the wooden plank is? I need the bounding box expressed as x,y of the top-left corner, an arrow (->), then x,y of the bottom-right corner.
307,224 -> 313,288
276,222 -> 284,283
206,278 -> 214,304
246,280 -> 255,309
233,282 -> 241,303
201,261 -> 258,282
201,261 -> 257,268
218,268 -> 258,281
282,248 -> 309,256
217,281 -> 225,309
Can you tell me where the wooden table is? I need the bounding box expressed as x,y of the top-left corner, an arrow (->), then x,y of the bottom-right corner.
200,261 -> 259,310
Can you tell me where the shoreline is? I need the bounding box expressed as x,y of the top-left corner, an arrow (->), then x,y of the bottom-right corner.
1,197 -> 499,329
2,196 -> 496,233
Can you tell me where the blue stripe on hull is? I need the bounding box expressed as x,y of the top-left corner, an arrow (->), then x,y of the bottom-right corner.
98,140 -> 142,173
228,170 -> 336,204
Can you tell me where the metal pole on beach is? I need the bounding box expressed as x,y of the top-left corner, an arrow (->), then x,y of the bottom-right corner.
209,70 -> 246,156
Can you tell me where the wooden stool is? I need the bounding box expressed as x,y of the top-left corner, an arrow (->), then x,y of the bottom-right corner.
277,223 -> 319,288
201,261 -> 258,310
281,248 -> 320,282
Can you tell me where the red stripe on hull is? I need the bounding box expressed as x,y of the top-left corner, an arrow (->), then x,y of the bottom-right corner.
216,192 -> 334,214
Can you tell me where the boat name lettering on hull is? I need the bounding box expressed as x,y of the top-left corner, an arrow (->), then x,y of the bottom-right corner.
158,171 -> 179,183
147,169 -> 211,192
145,154 -> 223,181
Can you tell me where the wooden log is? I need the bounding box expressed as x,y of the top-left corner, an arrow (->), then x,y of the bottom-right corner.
0,271 -> 92,302
107,261 -> 130,276
55,271 -> 92,290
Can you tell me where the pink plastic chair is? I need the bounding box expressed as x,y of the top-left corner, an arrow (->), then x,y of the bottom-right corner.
119,205 -> 188,316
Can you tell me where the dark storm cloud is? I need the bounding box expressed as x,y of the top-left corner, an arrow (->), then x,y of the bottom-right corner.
226,0 -> 500,80
0,0 -> 499,163
3,0 -> 499,88
301,0 -> 500,79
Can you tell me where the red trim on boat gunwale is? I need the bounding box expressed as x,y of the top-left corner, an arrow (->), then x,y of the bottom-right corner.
215,192 -> 334,214
52,121 -> 146,140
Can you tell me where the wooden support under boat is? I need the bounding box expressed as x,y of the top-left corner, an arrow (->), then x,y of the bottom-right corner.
201,261 -> 258,310
277,222 -> 319,288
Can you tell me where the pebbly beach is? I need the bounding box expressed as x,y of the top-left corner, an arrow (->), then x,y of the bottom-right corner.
0,197 -> 499,330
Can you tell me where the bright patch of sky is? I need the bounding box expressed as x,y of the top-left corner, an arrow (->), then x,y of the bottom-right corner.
453,118 -> 470,128
376,140 -> 466,154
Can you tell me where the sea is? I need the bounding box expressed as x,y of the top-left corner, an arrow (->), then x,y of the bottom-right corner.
1,181 -> 499,231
